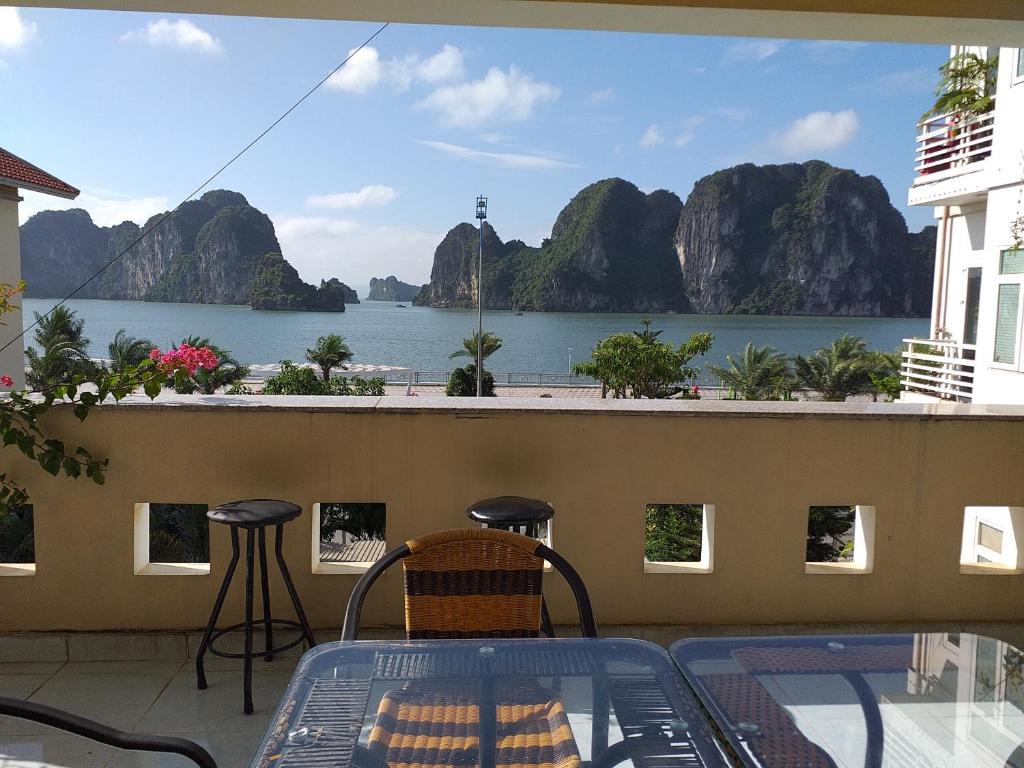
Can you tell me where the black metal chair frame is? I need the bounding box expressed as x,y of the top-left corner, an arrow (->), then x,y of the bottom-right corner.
195,522 -> 316,714
0,695 -> 217,768
341,537 -> 598,640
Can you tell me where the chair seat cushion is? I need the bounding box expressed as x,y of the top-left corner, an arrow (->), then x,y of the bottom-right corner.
207,499 -> 302,527
368,681 -> 581,768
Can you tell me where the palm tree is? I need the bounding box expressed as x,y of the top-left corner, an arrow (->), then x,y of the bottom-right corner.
922,52 -> 998,122
793,335 -> 873,402
708,343 -> 793,401
25,306 -> 99,391
166,336 -> 248,395
305,334 -> 353,381
450,331 -> 503,367
108,329 -> 154,373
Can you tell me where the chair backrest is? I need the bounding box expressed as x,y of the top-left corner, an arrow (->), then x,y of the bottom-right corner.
342,527 -> 597,640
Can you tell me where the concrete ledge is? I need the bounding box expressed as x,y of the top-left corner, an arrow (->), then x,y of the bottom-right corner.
48,393 -> 1024,421
6,622 -> 1024,662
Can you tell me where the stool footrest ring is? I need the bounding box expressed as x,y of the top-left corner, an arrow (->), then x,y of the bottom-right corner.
206,620 -> 307,659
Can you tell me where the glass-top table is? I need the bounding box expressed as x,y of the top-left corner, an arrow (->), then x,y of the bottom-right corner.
671,632 -> 1024,768
250,637 -> 730,768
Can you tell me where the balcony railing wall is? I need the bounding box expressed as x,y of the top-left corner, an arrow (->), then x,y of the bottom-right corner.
1,396 -> 1022,633
914,106 -> 995,178
901,337 -> 976,402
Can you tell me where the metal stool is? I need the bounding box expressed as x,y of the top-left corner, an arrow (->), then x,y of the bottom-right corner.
195,499 -> 316,714
466,496 -> 556,637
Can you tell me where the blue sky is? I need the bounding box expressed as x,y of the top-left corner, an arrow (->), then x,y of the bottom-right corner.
1,7 -> 947,287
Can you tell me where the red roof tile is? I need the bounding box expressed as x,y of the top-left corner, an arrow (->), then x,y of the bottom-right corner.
0,147 -> 79,199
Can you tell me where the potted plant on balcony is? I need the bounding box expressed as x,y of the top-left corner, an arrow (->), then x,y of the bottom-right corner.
922,52 -> 998,123
919,53 -> 998,175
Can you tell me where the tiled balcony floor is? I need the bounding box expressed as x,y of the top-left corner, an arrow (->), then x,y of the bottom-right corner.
0,655 -> 301,768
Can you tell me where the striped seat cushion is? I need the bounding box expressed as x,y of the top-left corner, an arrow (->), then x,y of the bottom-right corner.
403,529 -> 545,640
368,682 -> 581,768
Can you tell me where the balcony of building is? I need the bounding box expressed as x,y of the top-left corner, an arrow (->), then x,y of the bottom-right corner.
899,337 -> 977,402
908,107 -> 996,208
3,396 -> 1024,765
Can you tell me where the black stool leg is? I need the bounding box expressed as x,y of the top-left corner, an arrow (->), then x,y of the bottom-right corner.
243,528 -> 255,715
196,526 -> 240,690
274,524 -> 316,648
258,527 -> 273,662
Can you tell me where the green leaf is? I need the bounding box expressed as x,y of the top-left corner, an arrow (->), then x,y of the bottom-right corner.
62,457 -> 82,478
73,403 -> 90,422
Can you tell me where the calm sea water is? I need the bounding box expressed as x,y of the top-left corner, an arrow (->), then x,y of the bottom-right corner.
21,298 -> 928,372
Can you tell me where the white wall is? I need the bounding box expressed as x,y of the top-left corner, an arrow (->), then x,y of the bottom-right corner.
0,186 -> 25,391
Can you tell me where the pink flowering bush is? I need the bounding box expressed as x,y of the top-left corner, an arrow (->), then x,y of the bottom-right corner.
148,344 -> 219,376
0,375 -> 12,388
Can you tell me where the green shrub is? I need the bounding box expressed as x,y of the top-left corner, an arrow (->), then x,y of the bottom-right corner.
262,361 -> 385,396
446,364 -> 495,397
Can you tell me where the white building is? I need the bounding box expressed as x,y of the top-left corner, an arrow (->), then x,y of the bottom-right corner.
903,46 -> 1024,404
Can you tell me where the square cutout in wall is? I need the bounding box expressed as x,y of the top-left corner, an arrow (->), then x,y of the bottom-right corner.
313,502 -> 386,574
0,504 -> 35,576
134,503 -> 210,576
960,506 -> 1024,573
805,505 -> 875,574
644,503 -> 714,573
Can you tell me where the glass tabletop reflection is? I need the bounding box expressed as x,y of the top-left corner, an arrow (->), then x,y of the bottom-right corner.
251,637 -> 730,768
671,632 -> 1024,768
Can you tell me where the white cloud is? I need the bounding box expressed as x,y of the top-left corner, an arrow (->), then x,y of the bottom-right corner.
275,217 -> 359,238
275,218 -> 440,286
418,66 -> 559,127
769,109 -> 859,158
18,189 -> 169,227
804,40 -> 867,61
306,185 -> 397,210
0,7 -> 37,52
711,106 -> 753,121
121,18 -> 223,55
725,39 -> 785,62
640,124 -> 664,148
479,132 -> 511,145
327,44 -> 464,94
326,46 -> 382,93
417,140 -> 572,170
874,67 -> 935,94
415,44 -> 465,84
673,116 -> 704,147
588,87 -> 615,105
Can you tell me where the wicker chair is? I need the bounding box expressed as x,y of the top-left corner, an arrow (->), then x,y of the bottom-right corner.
341,527 -> 597,640
342,528 -> 596,768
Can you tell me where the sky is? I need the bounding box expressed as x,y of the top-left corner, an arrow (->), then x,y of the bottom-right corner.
1,7 -> 948,288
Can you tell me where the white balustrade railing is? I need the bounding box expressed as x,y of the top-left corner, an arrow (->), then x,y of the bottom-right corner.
915,106 -> 995,177
900,338 -> 976,401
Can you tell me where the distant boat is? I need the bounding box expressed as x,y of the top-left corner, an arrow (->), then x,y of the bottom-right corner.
514,310 -> 524,316
396,304 -> 407,308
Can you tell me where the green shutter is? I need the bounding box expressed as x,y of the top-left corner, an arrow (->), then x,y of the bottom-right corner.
994,284 -> 1020,364
1000,249 -> 1024,275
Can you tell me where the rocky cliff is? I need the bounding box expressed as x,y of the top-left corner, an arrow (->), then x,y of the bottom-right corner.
674,161 -> 934,315
367,275 -> 421,302
415,179 -> 687,312
19,190 -> 357,312
415,165 -> 935,316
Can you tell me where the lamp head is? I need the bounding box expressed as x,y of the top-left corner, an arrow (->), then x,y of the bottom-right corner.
476,195 -> 488,220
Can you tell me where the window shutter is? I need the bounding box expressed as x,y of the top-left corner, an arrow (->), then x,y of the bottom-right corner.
994,284 -> 1020,365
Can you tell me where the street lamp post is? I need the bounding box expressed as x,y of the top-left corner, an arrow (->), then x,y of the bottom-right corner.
475,195 -> 487,397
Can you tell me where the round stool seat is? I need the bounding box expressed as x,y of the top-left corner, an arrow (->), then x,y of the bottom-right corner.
207,499 -> 302,528
466,496 -> 554,526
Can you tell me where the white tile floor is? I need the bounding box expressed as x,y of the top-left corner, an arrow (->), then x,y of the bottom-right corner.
0,658 -> 297,768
